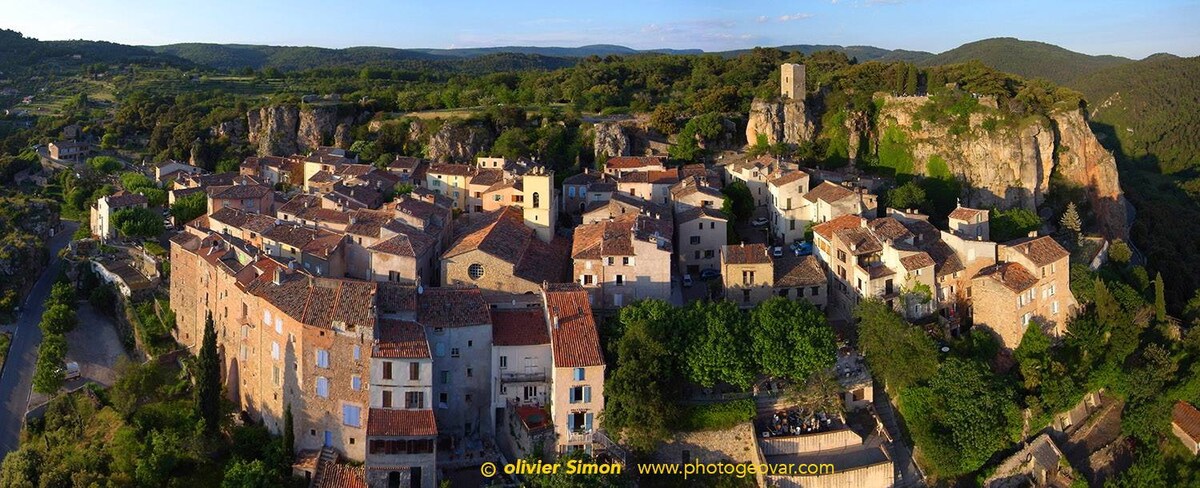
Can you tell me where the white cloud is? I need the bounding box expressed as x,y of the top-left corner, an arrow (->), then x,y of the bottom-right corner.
778,13 -> 815,22
756,15 -> 769,23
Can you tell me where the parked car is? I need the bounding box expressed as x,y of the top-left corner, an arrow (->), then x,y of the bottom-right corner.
772,246 -> 783,257
62,361 -> 81,381
750,217 -> 769,227
682,274 -> 694,287
699,268 -> 721,281
791,241 -> 813,256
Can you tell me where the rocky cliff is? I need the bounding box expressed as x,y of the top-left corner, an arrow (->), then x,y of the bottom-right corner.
427,121 -> 494,163
746,98 -> 815,146
869,95 -> 1128,238
242,104 -> 357,156
594,122 -> 632,160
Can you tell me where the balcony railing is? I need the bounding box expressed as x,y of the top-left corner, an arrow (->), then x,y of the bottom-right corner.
500,369 -> 547,383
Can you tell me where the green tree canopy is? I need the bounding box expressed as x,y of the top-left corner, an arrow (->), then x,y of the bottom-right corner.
750,297 -> 837,382
887,180 -> 927,211
197,312 -> 221,435
854,299 -> 938,391
87,156 -> 123,174
721,180 -> 754,223
681,301 -> 755,389
113,207 -> 164,238
170,190 -> 207,225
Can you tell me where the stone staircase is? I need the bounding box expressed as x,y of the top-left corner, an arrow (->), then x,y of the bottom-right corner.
308,446 -> 338,488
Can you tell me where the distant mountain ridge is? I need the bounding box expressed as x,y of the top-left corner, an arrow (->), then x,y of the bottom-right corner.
920,37 -> 1134,85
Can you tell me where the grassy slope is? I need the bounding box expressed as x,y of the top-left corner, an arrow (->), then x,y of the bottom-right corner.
922,37 -> 1132,85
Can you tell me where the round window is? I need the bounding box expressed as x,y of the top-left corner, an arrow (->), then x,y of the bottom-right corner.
468,263 -> 484,280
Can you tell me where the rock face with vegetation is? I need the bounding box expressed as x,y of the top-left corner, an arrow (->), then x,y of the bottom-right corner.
246,104 -> 355,156
866,94 -> 1126,238
427,120 -> 494,163
593,121 -> 632,160
746,98 -> 815,146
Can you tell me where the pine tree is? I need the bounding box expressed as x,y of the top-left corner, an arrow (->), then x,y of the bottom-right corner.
1155,272 -> 1167,323
197,311 -> 221,435
282,403 -> 295,465
1060,202 -> 1082,245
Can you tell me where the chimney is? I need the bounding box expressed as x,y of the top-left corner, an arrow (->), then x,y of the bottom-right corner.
552,306 -> 561,329
272,267 -> 283,285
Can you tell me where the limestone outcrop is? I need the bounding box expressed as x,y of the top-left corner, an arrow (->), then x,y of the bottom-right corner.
427,121 -> 494,163
746,99 -> 814,147
867,95 -> 1127,239
243,105 -> 357,156
594,122 -> 631,160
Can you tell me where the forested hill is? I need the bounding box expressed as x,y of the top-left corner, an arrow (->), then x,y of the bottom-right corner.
0,29 -> 190,71
921,37 -> 1133,85
1071,55 -> 1200,175
720,44 -> 933,63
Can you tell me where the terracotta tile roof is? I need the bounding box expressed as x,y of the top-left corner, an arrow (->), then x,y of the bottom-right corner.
105,191 -> 148,208
1172,401 -> 1200,443
680,163 -> 708,179
469,168 -> 505,186
768,170 -> 809,187
948,206 -> 987,221
315,460 -> 366,488
605,156 -> 665,169
835,227 -> 883,255
676,206 -> 727,223
367,408 -> 437,437
376,281 -> 417,315
1004,235 -> 1069,267
388,156 -> 427,171
723,243 -> 771,265
669,176 -> 725,201
301,233 -> 344,258
924,240 -> 966,277
975,262 -> 1038,293
867,217 -> 912,242
544,283 -> 604,368
373,319 -> 429,359
245,273 -> 376,331
774,255 -> 826,287
208,183 -> 272,200
417,286 -> 490,328
900,218 -> 941,244
573,212 -> 672,259
803,181 -> 855,204
491,309 -> 551,346
428,163 -> 476,177
618,169 -> 679,184
330,182 -> 383,208
562,170 -> 614,186
369,224 -> 436,257
335,163 -> 374,178
899,252 -> 935,271
442,207 -> 569,284
813,214 -> 864,241
346,209 -> 394,237
262,223 -> 335,249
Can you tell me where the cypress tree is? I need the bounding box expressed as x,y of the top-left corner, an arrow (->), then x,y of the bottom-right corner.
282,403 -> 295,464
1155,272 -> 1167,323
1060,202 -> 1082,245
197,311 -> 221,435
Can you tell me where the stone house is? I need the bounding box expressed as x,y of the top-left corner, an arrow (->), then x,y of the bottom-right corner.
581,192 -> 669,225
208,182 -> 275,215
773,255 -> 827,311
724,156 -> 777,207
676,206 -> 727,276
813,215 -> 937,320
766,170 -> 811,244
418,287 -> 495,439
561,169 -> 617,216
154,159 -> 203,184
48,140 -> 90,162
367,319 -> 437,488
801,181 -> 878,225
466,168 -> 505,213
440,207 -> 569,297
616,169 -> 679,206
669,176 -> 725,214
385,156 -> 429,187
972,235 -> 1076,349
489,307 -> 553,438
543,283 -> 606,455
571,212 -> 673,308
90,191 -> 148,240
425,163 -> 476,210
602,155 -> 666,178
721,243 -> 774,307
1172,401 -> 1200,455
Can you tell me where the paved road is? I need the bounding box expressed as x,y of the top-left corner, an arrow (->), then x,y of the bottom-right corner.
874,387 -> 924,487
0,221 -> 77,456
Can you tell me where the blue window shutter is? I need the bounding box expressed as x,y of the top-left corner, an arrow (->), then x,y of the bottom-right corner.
583,386 -> 591,403
585,413 -> 593,431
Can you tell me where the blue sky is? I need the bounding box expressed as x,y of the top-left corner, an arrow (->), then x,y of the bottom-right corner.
2,0 -> 1196,58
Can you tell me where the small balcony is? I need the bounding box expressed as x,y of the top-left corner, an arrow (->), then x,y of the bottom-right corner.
500,368 -> 547,384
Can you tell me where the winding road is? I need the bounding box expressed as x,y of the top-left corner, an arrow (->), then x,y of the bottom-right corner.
0,221 -> 77,457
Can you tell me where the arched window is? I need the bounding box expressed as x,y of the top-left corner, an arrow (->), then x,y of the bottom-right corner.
532,192 -> 540,209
